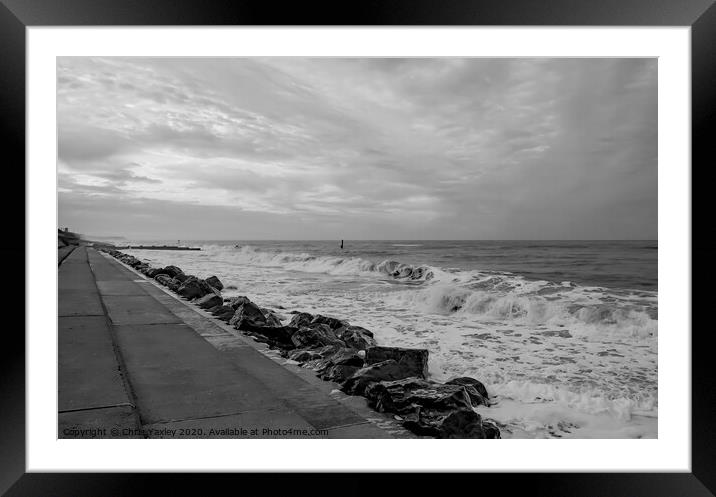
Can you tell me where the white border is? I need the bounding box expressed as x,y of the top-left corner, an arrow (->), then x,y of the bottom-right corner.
28,27 -> 690,472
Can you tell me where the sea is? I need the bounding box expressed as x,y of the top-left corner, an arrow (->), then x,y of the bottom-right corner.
123,239 -> 658,439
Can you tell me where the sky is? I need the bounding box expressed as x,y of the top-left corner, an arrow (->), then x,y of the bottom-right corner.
57,57 -> 657,240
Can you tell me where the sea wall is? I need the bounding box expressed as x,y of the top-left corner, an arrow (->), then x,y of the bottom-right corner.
101,248 -> 501,439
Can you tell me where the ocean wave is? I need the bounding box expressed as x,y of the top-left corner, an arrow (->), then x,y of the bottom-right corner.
383,279 -> 657,337
204,244 -> 657,336
221,245 -> 438,282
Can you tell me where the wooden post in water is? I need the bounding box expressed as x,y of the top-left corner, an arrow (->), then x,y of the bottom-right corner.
341,239 -> 344,249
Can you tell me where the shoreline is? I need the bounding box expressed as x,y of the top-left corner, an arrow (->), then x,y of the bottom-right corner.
102,247 -> 502,439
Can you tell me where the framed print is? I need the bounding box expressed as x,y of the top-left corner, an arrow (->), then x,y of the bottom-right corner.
5,0 -> 714,494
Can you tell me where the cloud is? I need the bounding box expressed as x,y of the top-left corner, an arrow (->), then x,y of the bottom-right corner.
57,57 -> 657,239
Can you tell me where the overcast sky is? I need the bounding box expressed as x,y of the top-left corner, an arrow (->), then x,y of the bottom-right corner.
57,57 -> 657,240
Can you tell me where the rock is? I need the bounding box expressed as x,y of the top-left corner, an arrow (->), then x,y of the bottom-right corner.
173,272 -> 189,283
288,349 -> 323,363
261,309 -> 283,327
320,364 -> 361,383
365,346 -> 429,379
161,265 -> 184,278
226,284 -> 237,290
445,376 -> 489,400
205,275 -> 223,290
210,305 -> 236,322
364,378 -> 473,415
195,293 -> 222,309
146,268 -> 163,278
336,325 -> 376,350
176,277 -> 213,300
228,296 -> 252,310
154,274 -> 173,286
288,312 -> 313,329
403,408 -> 495,439
341,360 -> 418,396
230,301 -> 270,329
291,324 -> 343,349
244,326 -> 297,349
310,314 -> 347,330
305,347 -> 364,373
167,278 -> 182,292
482,419 -> 502,439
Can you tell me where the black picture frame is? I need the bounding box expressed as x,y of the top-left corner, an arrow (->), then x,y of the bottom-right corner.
5,0 -> 714,495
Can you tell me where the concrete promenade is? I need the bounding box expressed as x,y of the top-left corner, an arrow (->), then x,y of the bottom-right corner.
58,246 -> 409,438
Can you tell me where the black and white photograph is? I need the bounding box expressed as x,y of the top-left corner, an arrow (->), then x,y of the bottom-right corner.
57,56 -> 658,440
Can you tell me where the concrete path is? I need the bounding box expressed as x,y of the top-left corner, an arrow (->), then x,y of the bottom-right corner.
58,246 -> 408,438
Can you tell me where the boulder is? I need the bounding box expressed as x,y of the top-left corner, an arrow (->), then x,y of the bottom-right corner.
228,296 -> 252,310
288,349 -> 324,363
365,346 -> 429,379
320,364 -> 361,383
403,408 -> 498,439
205,275 -> 223,290
167,278 -> 182,292
291,324 -> 343,349
243,326 -> 297,349
176,277 -> 213,300
230,301 -> 267,328
482,419 -> 502,439
304,347 -> 364,373
288,312 -> 314,329
173,272 -> 189,283
341,360 -> 418,396
336,325 -> 377,350
195,293 -> 222,309
210,305 -> 236,322
154,274 -> 173,286
445,376 -> 489,401
261,309 -> 283,327
310,314 -> 347,330
161,265 -> 184,278
364,378 -> 473,416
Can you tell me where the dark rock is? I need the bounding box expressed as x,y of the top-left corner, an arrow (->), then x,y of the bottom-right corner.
341,360 -> 418,396
173,272 -> 189,283
320,364 -> 361,383
336,325 -> 377,350
161,265 -> 184,278
364,378 -> 473,415
228,295 -> 252,310
482,419 -> 502,439
288,349 -> 323,363
176,277 -> 213,300
210,305 -> 236,322
243,326 -> 297,349
304,347 -> 364,373
154,274 -> 173,286
146,268 -> 163,278
261,309 -> 283,327
205,275 -> 223,290
310,314 -> 347,330
288,312 -> 314,328
365,346 -> 429,379
230,301 -> 269,329
445,376 -> 489,400
291,324 -> 343,349
403,408 -> 494,439
195,293 -> 222,309
167,278 -> 182,292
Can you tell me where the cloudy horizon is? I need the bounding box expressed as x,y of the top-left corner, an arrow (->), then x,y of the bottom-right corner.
58,57 -> 657,241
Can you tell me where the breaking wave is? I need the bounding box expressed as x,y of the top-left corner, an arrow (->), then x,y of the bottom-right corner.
222,245 -> 437,281
210,245 -> 657,337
